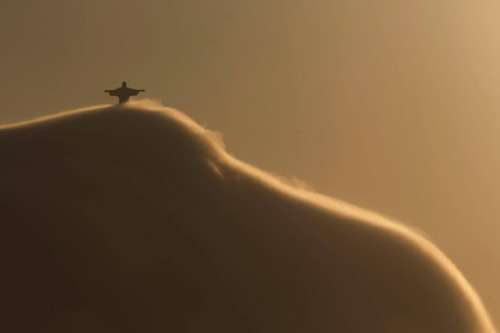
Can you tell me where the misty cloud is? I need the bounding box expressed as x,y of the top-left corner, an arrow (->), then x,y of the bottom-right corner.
0,100 -> 495,332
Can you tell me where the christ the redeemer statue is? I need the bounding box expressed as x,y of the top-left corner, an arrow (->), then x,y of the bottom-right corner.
105,81 -> 145,104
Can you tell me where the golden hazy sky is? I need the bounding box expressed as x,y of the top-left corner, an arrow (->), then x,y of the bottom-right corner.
2,0 -> 500,324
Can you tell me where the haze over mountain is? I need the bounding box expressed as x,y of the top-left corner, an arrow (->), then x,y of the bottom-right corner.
1,100 -> 496,332
3,0 -> 500,325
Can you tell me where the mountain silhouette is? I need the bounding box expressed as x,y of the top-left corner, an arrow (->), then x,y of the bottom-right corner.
0,100 -> 495,332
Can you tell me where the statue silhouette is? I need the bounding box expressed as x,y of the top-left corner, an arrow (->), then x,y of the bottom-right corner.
105,81 -> 145,104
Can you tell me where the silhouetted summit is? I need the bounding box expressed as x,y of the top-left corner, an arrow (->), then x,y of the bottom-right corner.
105,81 -> 145,104
0,101 -> 495,333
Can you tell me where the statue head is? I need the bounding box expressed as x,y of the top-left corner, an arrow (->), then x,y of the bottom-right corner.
122,81 -> 127,88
